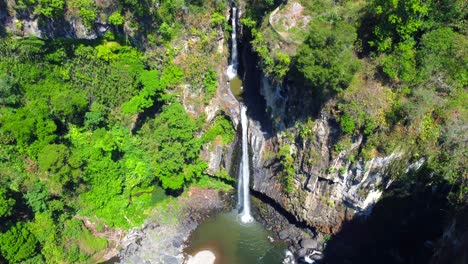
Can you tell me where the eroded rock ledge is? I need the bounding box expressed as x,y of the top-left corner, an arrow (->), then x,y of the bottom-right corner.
115,187 -> 232,264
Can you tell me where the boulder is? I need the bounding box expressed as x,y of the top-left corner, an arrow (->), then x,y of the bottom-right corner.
279,230 -> 290,240
296,248 -> 308,257
300,238 -> 318,249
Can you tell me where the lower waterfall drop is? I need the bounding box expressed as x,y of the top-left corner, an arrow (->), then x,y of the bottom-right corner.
239,105 -> 253,223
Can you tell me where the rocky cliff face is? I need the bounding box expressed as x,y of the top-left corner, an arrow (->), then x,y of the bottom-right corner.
246,75 -> 402,235
1,2 -> 109,39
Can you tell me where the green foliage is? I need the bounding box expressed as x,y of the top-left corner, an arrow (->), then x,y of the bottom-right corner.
273,52 -> 291,79
25,182 -> 51,213
419,114 -> 440,143
153,103 -> 205,190
0,2 -> 235,261
108,12 -> 125,26
240,17 -> 257,28
202,115 -> 235,145
203,68 -> 218,103
368,0 -> 430,52
193,175 -> 233,192
382,40 -> 416,83
159,22 -> 174,41
278,145 -> 295,194
210,12 -> 226,27
294,21 -> 359,94
0,223 -> 38,263
340,113 -> 356,134
36,0 -> 65,18
122,70 -> 164,114
417,27 -> 467,89
0,186 -> 15,218
250,29 -> 291,79
63,219 -> 107,256
69,0 -> 97,28
37,144 -> 68,172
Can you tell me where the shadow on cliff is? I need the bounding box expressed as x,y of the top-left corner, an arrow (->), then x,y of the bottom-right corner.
237,0 -> 288,137
239,38 -> 274,135
0,0 -> 7,37
320,166 -> 458,264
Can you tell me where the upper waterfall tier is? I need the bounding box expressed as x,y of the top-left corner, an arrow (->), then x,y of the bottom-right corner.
226,6 -> 239,81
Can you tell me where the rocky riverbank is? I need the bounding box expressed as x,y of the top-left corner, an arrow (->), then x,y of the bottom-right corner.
112,187 -> 233,264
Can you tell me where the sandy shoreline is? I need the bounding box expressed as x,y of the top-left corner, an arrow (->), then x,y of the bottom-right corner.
186,250 -> 216,264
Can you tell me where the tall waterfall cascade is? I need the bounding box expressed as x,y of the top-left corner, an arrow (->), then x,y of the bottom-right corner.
238,105 -> 253,223
226,6 -> 238,80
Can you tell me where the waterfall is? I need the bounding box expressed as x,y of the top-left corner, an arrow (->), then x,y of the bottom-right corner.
239,105 -> 253,223
226,6 -> 238,80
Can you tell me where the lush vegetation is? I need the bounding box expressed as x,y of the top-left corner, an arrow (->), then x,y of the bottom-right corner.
0,0 -> 466,262
245,0 -> 466,206
0,0 -> 236,262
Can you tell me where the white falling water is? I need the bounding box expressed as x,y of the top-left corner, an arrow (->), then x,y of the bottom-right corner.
239,105 -> 253,223
226,6 -> 238,80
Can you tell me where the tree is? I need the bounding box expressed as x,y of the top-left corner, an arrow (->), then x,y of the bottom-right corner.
122,70 -> 164,114
108,12 -> 125,26
36,0 -> 65,18
159,22 -> 173,41
382,39 -> 417,83
417,27 -> 467,89
0,223 -> 38,263
25,182 -> 51,213
0,186 -> 15,218
294,21 -> 359,95
340,113 -> 356,134
368,0 -> 430,52
153,103 -> 203,190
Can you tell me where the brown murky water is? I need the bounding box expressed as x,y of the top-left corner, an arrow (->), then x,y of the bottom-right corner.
229,76 -> 244,101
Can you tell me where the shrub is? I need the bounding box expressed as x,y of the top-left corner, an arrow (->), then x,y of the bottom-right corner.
108,12 -> 125,26
340,113 -> 355,134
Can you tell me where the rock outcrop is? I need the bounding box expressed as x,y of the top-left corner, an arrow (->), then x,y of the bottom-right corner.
246,73 -> 400,235
116,187 -> 230,264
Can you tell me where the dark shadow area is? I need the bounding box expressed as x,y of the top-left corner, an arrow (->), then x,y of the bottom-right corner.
321,167 -> 457,264
239,37 -> 273,135
430,204 -> 468,264
284,70 -> 330,124
130,99 -> 165,134
0,0 -> 6,37
250,188 -> 316,234
0,190 -> 34,233
233,0 -> 285,136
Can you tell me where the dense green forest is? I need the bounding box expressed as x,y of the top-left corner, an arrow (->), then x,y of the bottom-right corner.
0,0 -> 236,262
0,0 -> 466,263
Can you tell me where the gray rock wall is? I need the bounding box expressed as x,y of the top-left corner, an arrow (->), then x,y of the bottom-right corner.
246,76 -> 400,234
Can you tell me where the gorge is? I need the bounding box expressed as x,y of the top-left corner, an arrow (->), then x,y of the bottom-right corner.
0,0 -> 466,264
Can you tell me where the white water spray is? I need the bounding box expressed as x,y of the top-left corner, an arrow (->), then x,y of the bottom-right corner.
226,6 -> 238,80
239,105 -> 253,223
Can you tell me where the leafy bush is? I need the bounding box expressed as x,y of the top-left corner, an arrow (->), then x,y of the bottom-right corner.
278,145 -> 295,194
203,68 -> 217,103
36,0 -> 65,18
202,115 -> 235,145
340,113 -> 356,134
294,21 -> 359,94
108,12 -> 125,26
0,223 -> 38,263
